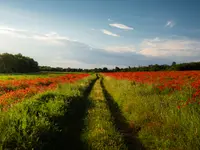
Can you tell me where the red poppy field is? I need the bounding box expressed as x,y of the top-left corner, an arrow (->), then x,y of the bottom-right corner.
104,71 -> 200,109
102,71 -> 200,149
0,73 -> 89,110
0,72 -> 200,150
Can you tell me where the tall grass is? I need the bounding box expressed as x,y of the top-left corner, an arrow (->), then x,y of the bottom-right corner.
0,73 -> 65,80
103,76 -> 200,150
82,78 -> 127,150
0,75 -> 95,149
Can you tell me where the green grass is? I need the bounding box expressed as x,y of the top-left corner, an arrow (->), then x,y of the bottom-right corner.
0,75 -> 96,149
102,76 -> 200,150
82,77 -> 127,150
0,72 -> 90,80
0,73 -> 63,80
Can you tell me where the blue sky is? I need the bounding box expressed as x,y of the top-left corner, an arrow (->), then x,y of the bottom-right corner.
0,0 -> 200,68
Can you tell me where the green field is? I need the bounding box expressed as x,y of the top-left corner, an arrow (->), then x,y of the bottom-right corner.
0,73 -> 200,150
0,72 -> 71,80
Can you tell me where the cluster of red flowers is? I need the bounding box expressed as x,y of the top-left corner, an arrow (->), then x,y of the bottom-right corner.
0,74 -> 89,109
103,71 -> 200,109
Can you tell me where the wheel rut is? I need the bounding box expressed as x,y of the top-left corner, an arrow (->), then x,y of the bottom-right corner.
100,78 -> 145,150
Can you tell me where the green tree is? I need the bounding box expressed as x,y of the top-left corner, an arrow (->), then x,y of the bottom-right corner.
0,53 -> 39,73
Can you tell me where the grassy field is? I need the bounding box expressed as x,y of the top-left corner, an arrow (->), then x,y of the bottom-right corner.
0,74 -> 95,149
0,72 -> 200,149
102,75 -> 200,150
0,72 -> 72,80
82,76 -> 127,150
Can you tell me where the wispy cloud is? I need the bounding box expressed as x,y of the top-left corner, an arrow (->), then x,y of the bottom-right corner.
0,25 -> 76,45
108,18 -> 113,21
0,26 -> 26,32
2,25 -> 200,68
101,29 -> 120,37
109,23 -> 133,30
138,37 -> 200,57
152,37 -> 160,42
105,45 -> 136,53
0,25 -> 29,38
33,32 -> 67,40
0,25 -> 148,68
165,20 -> 175,28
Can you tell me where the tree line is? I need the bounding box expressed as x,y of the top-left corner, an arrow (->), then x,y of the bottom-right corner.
0,53 -> 39,73
1,53 -> 200,73
115,61 -> 200,72
93,62 -> 200,72
39,66 -> 84,72
40,61 -> 200,72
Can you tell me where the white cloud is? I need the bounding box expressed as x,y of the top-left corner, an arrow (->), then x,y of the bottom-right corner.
32,32 -> 76,45
139,37 -> 200,57
109,23 -> 133,30
101,29 -> 120,37
105,45 -> 136,53
0,26 -> 26,32
0,25 -> 76,45
165,20 -> 175,28
152,37 -> 160,42
2,25 -> 200,68
0,25 -> 138,68
0,25 -> 29,38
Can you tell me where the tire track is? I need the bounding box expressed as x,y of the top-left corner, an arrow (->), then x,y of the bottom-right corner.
101,78 -> 145,150
82,76 -> 127,150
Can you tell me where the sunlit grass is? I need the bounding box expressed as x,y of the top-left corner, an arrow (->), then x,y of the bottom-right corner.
0,73 -> 65,80
82,78 -> 127,150
103,76 -> 200,150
